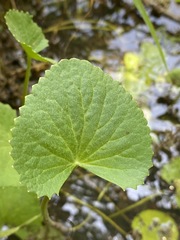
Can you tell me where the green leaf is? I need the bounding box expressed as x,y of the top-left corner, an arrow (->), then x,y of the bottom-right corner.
0,103 -> 19,186
0,186 -> 41,237
5,9 -> 48,52
5,10 -> 55,64
21,43 -> 56,64
11,58 -> 152,198
132,209 -> 179,239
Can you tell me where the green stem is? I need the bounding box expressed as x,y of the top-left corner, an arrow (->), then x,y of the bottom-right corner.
41,196 -> 70,233
41,195 -> 91,233
109,192 -> 161,219
22,55 -> 31,105
133,0 -> 169,73
71,214 -> 91,232
62,190 -> 127,236
0,214 -> 41,238
97,182 -> 112,201
41,196 -> 51,225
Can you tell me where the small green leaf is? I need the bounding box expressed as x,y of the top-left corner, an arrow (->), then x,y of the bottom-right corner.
11,58 -> 152,198
0,103 -> 19,186
132,209 -> 179,239
5,9 -> 48,52
5,10 -> 55,63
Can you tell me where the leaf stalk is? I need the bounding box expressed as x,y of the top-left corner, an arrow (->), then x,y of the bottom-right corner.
62,190 -> 127,236
110,192 -> 161,219
41,196 -> 71,234
22,55 -> 31,105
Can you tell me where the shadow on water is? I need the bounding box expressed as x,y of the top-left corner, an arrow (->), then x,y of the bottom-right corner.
0,0 -> 180,239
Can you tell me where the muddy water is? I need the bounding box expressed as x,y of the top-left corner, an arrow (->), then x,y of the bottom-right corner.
0,0 -> 180,239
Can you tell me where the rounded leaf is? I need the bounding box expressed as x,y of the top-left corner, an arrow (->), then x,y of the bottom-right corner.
5,10 -> 55,63
132,209 -> 179,239
5,9 -> 48,52
11,58 -> 152,198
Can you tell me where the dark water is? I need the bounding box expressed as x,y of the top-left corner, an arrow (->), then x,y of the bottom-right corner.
0,0 -> 180,239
